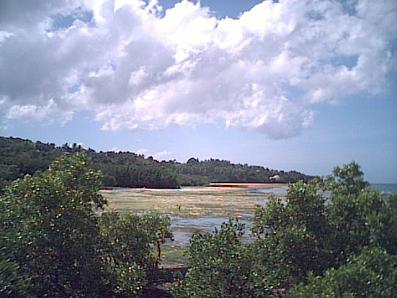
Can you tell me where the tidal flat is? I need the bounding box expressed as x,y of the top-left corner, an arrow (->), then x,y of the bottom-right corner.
101,183 -> 287,218
101,183 -> 288,266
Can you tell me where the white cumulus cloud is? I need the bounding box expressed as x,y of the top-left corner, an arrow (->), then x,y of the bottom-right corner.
0,0 -> 396,138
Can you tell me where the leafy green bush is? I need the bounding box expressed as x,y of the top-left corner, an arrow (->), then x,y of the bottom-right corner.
172,220 -> 272,298
324,162 -> 397,263
99,211 -> 173,295
0,153 -> 175,296
252,162 -> 397,289
286,247 -> 397,298
375,194 -> 397,254
106,260 -> 146,297
327,187 -> 392,264
328,161 -> 369,195
0,153 -> 108,296
0,259 -> 32,298
252,181 -> 333,287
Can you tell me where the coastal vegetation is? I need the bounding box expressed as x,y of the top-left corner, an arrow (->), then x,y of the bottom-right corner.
0,146 -> 395,296
0,153 -> 172,297
172,162 -> 397,297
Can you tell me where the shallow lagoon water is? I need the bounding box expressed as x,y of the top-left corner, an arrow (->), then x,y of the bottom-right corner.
103,184 -> 287,247
168,216 -> 253,246
165,187 -> 287,246
250,185 -> 288,196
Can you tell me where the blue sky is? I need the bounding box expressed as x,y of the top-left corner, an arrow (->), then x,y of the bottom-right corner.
0,0 -> 396,182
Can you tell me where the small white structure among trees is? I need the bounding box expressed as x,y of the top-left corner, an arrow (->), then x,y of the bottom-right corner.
269,174 -> 280,181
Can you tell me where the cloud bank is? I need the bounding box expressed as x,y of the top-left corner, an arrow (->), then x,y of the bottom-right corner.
0,0 -> 396,138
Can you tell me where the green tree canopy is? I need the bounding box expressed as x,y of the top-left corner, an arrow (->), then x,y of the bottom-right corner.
0,153 -> 108,296
0,153 -> 173,297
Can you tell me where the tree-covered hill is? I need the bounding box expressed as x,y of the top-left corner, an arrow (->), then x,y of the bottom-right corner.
0,136 -> 313,190
178,157 -> 310,184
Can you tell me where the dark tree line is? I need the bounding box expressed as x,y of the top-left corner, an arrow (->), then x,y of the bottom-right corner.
0,136 -> 312,190
178,158 -> 310,183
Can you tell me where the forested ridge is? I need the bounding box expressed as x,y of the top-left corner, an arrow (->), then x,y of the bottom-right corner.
0,136 -> 312,190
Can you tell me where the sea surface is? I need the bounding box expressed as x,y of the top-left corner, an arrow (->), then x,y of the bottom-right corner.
251,184 -> 397,195
370,183 -> 397,193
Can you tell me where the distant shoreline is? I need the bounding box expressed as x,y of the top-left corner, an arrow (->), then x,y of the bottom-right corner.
100,183 -> 397,193
100,182 -> 289,193
208,182 -> 288,189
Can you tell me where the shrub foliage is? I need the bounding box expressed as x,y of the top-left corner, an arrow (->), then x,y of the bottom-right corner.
173,161 -> 397,297
286,247 -> 397,298
0,153 -> 172,297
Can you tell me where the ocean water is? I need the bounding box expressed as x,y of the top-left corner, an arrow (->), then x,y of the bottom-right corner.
170,216 -> 252,246
250,184 -> 397,196
370,183 -> 397,193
